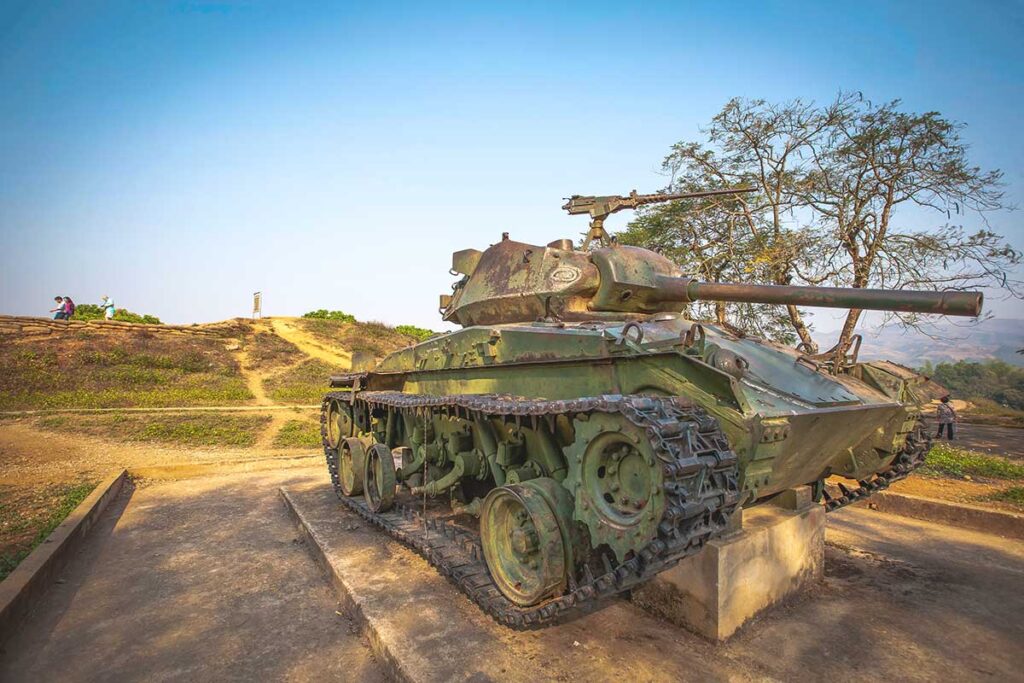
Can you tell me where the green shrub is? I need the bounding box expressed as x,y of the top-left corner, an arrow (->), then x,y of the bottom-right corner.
302,309 -> 356,323
72,303 -> 162,324
395,324 -> 436,342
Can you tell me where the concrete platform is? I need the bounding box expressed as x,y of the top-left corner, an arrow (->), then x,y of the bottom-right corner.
633,488 -> 824,640
280,485 -> 747,682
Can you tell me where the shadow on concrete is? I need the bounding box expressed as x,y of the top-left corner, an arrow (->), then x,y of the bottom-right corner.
1,469 -> 384,682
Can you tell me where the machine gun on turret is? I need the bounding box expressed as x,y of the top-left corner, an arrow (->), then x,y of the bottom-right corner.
563,186 -> 756,249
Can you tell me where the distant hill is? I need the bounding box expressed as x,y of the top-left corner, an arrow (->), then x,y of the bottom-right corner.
816,318 -> 1024,368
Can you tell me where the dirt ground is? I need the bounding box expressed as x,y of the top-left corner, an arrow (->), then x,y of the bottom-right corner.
0,420 -> 315,567
948,423 -> 1024,461
3,466 -> 1021,682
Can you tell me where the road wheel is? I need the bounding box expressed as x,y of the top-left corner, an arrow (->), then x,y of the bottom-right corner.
363,443 -> 396,512
339,437 -> 366,496
480,480 -> 568,606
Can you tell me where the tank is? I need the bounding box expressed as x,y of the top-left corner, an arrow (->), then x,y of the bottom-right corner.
320,188 -> 981,628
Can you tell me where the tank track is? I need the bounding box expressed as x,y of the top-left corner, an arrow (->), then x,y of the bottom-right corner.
820,420 -> 932,513
320,390 -> 740,629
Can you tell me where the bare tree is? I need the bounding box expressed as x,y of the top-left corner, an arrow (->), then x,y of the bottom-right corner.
799,97 -> 1020,363
618,94 -> 1020,359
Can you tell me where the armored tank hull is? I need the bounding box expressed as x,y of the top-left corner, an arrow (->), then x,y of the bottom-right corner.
321,314 -> 933,627
321,190 -> 975,627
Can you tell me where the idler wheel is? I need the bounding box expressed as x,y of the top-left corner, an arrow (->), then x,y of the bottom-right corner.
363,443 -> 396,512
326,399 -> 354,448
338,437 -> 366,496
480,480 -> 569,607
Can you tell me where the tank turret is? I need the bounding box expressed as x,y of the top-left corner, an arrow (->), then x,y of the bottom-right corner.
441,189 -> 981,326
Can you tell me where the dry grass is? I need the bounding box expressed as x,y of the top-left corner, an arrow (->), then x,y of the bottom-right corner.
0,333 -> 251,409
296,318 -> 417,359
242,330 -> 304,370
263,359 -> 341,405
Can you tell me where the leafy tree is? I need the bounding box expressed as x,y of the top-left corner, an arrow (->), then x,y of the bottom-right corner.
618,94 -> 1020,360
920,359 -> 1024,410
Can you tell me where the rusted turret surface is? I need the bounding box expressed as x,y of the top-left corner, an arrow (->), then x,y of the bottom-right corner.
441,236 -> 981,327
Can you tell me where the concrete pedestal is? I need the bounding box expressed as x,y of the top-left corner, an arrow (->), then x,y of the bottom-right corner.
632,486 -> 824,641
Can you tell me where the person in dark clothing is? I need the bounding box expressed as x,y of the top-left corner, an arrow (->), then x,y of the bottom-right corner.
936,395 -> 957,440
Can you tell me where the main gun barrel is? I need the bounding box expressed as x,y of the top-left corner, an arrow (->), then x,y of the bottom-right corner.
655,278 -> 983,317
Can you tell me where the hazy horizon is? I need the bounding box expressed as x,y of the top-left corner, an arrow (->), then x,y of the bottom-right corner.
2,1 -> 1022,338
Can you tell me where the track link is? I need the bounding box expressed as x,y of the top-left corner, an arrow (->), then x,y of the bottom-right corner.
821,420 -> 932,513
320,390 -> 740,629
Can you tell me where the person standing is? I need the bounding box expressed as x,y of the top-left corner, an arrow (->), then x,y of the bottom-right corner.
936,396 -> 957,440
50,296 -> 66,320
99,295 -> 115,320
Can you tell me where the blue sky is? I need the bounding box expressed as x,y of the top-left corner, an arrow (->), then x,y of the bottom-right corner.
1,0 -> 1021,334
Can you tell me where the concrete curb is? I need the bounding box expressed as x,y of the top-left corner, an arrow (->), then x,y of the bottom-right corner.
0,469 -> 127,646
279,488 -> 410,682
859,491 -> 1024,540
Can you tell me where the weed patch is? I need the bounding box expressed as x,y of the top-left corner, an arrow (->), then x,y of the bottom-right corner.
273,419 -> 323,448
0,481 -> 96,581
34,413 -> 271,447
981,486 -> 1024,509
922,443 -> 1024,480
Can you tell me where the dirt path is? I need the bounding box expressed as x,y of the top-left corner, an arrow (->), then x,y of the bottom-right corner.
946,423 -> 1024,461
0,422 -> 312,487
270,317 -> 352,369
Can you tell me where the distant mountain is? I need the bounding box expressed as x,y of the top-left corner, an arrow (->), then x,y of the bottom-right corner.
815,318 -> 1024,368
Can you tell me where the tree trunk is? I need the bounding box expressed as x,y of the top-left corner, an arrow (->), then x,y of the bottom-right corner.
833,308 -> 863,370
786,304 -> 817,352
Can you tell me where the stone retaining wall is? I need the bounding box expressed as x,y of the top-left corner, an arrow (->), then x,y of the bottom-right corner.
0,315 -> 245,339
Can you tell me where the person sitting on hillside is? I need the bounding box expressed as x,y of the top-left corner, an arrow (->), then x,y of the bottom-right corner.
99,295 -> 115,320
63,296 -> 76,319
936,395 -> 958,440
50,296 -> 67,320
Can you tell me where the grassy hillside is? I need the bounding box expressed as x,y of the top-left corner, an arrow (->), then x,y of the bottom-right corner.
0,316 -> 421,411
0,333 -> 252,410
296,318 -> 419,357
